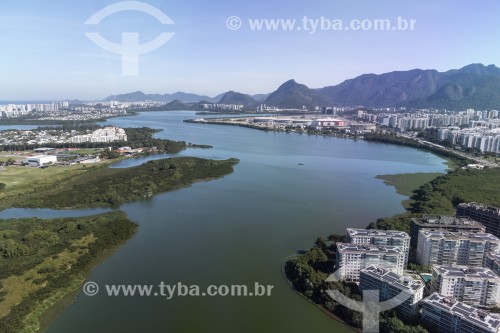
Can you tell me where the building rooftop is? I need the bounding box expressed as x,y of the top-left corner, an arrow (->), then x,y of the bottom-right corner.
433,265 -> 499,279
347,228 -> 409,239
26,155 -> 55,160
419,230 -> 500,243
423,293 -> 500,331
33,147 -> 56,152
337,243 -> 403,254
458,202 -> 500,216
312,117 -> 343,122
412,215 -> 485,228
361,266 -> 423,291
487,252 -> 500,261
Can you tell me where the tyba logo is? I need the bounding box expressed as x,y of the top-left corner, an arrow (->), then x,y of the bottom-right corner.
84,1 -> 175,75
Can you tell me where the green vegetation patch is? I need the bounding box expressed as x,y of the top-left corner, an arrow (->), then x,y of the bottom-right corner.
410,167 -> 500,215
376,173 -> 443,209
6,157 -> 239,209
0,211 -> 137,333
369,167 -> 500,232
376,173 -> 443,197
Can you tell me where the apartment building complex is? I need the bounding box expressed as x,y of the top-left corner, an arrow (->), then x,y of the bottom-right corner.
335,243 -> 404,282
486,253 -> 500,276
421,293 -> 500,333
346,228 -> 410,264
70,127 -> 127,144
416,231 -> 500,266
457,203 -> 500,238
359,266 -> 423,321
431,266 -> 500,307
410,216 -> 486,249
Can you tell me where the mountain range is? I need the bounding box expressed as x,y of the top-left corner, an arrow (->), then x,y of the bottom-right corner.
104,64 -> 500,110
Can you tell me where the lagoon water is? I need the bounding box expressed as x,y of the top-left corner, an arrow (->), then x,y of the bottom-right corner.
22,111 -> 448,333
0,125 -> 42,131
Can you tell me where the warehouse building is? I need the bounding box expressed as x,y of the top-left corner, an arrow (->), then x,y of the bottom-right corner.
25,155 -> 57,166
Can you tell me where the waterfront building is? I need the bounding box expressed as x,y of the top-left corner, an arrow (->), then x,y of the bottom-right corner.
416,230 -> 500,266
486,253 -> 500,276
335,243 -> 404,282
359,266 -> 423,320
410,215 -> 486,249
346,228 -> 410,265
431,265 -> 500,307
457,203 -> 500,238
421,293 -> 500,333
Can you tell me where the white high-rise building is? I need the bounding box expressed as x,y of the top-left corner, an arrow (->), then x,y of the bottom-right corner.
416,230 -> 500,266
360,266 -> 423,320
346,228 -> 410,265
336,243 -> 404,282
431,265 -> 500,307
422,293 -> 500,333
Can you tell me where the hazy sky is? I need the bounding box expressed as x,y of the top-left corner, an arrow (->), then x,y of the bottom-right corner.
1,0 -> 499,100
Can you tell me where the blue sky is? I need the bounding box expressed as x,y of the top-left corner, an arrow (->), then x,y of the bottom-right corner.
1,0 -> 499,100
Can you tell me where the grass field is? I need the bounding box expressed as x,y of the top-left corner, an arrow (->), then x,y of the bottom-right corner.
0,163 -> 112,209
0,164 -> 87,190
2,157 -> 239,209
63,148 -> 104,155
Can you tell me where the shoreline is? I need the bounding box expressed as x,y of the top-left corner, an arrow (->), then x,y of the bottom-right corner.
184,117 -> 481,167
281,254 -> 360,333
35,238 -> 132,333
375,172 -> 444,209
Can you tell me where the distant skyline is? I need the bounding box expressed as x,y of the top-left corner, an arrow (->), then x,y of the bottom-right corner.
1,0 -> 500,100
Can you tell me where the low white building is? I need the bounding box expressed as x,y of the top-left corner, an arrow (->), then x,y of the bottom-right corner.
26,155 -> 57,166
310,118 -> 346,128
253,117 -> 276,123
